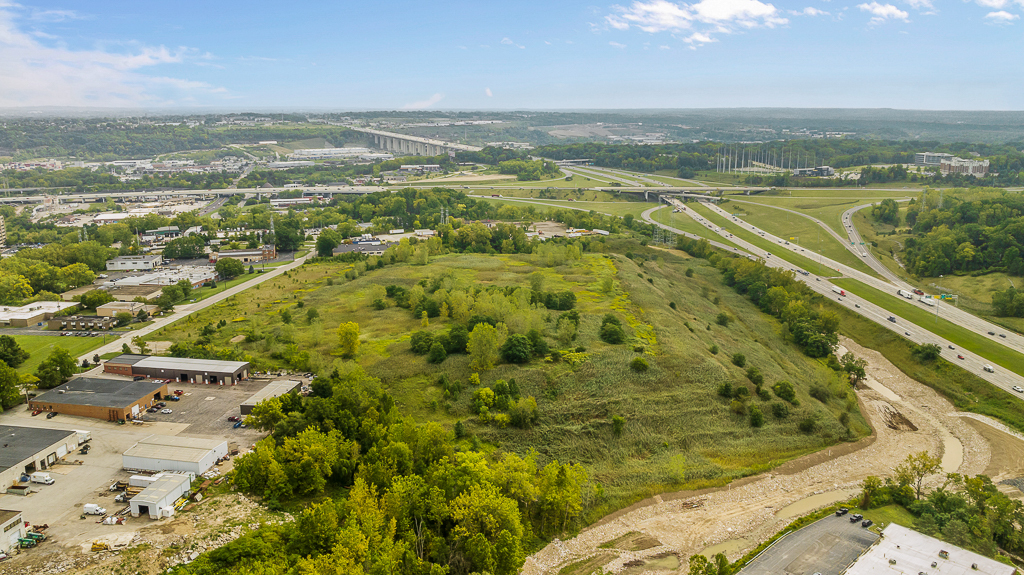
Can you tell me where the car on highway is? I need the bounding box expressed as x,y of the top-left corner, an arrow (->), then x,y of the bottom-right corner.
1000,334 -> 1007,338
958,355 -> 965,360
854,303 -> 860,308
984,365 -> 995,373
948,345 -> 955,350
988,331 -> 996,335
888,316 -> 897,322
905,331 -> 912,336
1014,386 -> 1024,393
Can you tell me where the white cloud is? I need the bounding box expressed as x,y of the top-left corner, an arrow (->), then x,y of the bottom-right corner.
401,93 -> 444,110
659,44 -> 671,48
0,5 -> 225,107
609,40 -> 628,47
985,9 -> 1019,20
790,6 -> 830,15
684,31 -> 717,43
605,0 -> 787,46
500,36 -> 525,48
973,0 -> 1024,7
857,2 -> 909,23
485,87 -> 493,97
904,0 -> 934,10
28,8 -> 84,21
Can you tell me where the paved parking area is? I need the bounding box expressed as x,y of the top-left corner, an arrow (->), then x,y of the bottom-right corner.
139,378 -> 275,439
738,514 -> 879,575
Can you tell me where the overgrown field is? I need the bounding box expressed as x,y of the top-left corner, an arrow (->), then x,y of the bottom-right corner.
148,239 -> 869,517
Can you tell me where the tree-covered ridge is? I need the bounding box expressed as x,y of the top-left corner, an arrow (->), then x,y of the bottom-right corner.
901,189 -> 1024,277
192,368 -> 593,575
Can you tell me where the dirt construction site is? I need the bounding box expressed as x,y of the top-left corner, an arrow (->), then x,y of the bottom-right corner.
521,336 -> 1024,575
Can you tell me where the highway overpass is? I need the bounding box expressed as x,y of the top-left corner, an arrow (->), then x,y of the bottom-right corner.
350,127 -> 483,155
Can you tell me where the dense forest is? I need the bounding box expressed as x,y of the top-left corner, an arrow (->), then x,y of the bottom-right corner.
899,189 -> 1024,278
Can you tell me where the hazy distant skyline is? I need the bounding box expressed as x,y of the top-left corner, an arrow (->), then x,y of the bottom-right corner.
1,0 -> 1021,111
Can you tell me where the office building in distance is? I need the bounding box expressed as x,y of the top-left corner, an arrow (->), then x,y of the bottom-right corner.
915,151 -> 954,166
106,255 -> 162,271
940,157 -> 990,178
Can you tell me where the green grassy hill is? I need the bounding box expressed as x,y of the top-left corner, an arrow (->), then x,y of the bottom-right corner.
145,239 -> 868,516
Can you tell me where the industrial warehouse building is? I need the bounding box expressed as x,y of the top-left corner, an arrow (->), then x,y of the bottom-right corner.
129,473 -> 192,519
106,255 -> 162,271
0,301 -> 78,327
96,301 -> 158,318
123,435 -> 228,475
210,245 -> 276,263
0,510 -> 26,552
240,380 -> 302,415
0,426 -> 78,489
29,378 -> 168,422
104,354 -> 250,385
845,524 -> 1014,575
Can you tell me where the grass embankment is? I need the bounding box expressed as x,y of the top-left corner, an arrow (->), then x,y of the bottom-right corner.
472,196 -> 655,218
146,241 -> 869,520
10,334 -> 107,374
647,208 -> 742,248
830,277 -> 1024,374
831,302 -> 1024,432
687,203 -> 840,277
720,200 -> 878,276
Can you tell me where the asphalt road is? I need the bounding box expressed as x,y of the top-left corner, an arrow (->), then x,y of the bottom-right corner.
77,253 -> 311,363
643,204 -> 1024,394
700,201 -> 1024,361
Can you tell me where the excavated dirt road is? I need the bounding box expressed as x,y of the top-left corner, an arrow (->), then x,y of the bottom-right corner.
522,336 -> 1012,575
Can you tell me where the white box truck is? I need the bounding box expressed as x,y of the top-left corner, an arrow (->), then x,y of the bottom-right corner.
897,289 -> 914,299
74,430 -> 92,444
29,472 -> 54,485
83,504 -> 106,516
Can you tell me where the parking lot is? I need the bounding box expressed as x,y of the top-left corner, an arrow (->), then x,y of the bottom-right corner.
0,375 -> 291,548
738,514 -> 879,575
134,376 -> 284,438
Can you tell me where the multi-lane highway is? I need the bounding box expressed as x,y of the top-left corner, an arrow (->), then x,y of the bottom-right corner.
643,203 -> 1024,395
695,201 -> 1024,362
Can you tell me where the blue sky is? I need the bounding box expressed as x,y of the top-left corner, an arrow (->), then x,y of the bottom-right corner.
0,0 -> 1021,110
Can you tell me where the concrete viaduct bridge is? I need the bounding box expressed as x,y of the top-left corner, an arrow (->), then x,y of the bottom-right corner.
349,127 -> 483,156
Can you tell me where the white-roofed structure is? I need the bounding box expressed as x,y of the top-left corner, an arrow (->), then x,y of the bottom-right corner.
122,435 -> 228,475
104,354 -> 250,385
129,473 -> 192,519
845,524 -> 1014,575
240,380 -> 301,415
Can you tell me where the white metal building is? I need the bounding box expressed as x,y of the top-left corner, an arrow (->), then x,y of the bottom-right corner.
106,255 -> 162,271
240,380 -> 301,415
0,426 -> 78,490
0,510 -> 25,552
845,524 -> 1014,575
122,435 -> 228,475
129,473 -> 192,519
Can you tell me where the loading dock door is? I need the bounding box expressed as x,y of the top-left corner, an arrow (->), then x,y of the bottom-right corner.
179,374 -> 188,382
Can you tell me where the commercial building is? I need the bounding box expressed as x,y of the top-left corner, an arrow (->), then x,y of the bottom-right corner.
106,255 -> 162,271
333,242 -> 396,257
845,523 -> 1013,575
940,157 -> 990,178
0,426 -> 78,489
104,285 -> 165,302
104,354 -> 250,385
123,436 -> 228,475
210,245 -> 277,263
109,268 -> 216,289
46,315 -> 116,331
792,166 -> 836,177
96,301 -> 157,318
268,161 -> 315,169
0,510 -> 26,552
915,151 -> 954,166
129,473 -> 192,519
240,380 -> 301,415
143,226 -> 181,240
0,302 -> 78,327
29,378 -> 168,422
398,164 -> 441,174
270,197 -> 313,208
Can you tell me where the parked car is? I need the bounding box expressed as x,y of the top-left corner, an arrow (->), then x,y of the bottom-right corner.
835,507 -> 849,516
133,376 -> 145,381
31,410 -> 41,416
174,390 -> 184,396
166,395 -> 180,401
155,402 -> 166,408
233,421 -> 243,428
160,409 -> 173,414
45,412 -> 56,419
228,416 -> 241,422
849,514 -> 863,523
861,519 -> 873,528
147,407 -> 158,413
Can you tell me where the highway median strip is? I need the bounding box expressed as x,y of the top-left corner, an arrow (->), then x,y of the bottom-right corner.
830,278 -> 1024,375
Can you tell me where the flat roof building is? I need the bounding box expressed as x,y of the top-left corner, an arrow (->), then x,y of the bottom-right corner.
289,147 -> 371,160
47,315 -> 116,331
0,426 -> 78,489
29,378 -> 168,422
106,255 -> 162,271
915,151 -> 954,166
104,354 -> 250,385
845,523 -> 1013,575
109,268 -> 216,289
123,435 -> 228,476
96,301 -> 157,318
0,510 -> 26,552
0,301 -> 78,327
240,380 -> 302,415
209,245 -> 276,263
941,157 -> 990,178
129,473 -> 192,519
